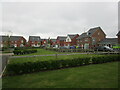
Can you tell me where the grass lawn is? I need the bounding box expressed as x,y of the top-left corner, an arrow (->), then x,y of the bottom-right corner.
2,62 -> 119,88
14,48 -> 69,56
9,54 -> 110,64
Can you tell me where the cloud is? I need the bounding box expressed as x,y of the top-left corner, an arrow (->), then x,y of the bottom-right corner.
1,2 -> 118,40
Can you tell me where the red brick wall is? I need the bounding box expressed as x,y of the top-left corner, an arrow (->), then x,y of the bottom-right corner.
77,37 -> 92,49
77,29 -> 106,49
10,37 -> 26,47
92,29 -> 106,43
71,34 -> 79,46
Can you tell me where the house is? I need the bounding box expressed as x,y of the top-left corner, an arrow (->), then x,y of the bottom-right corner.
116,31 -> 120,44
77,27 -> 106,49
56,36 -> 67,47
0,35 -> 9,48
28,36 -> 41,47
65,34 -> 79,46
50,39 -> 56,47
98,38 -> 118,48
41,39 -> 48,47
9,36 -> 26,47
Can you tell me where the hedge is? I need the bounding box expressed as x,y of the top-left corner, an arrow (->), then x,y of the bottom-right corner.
13,49 -> 37,55
5,55 -> 120,76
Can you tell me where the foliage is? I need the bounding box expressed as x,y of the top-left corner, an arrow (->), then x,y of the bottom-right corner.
13,49 -> 37,55
5,55 -> 120,76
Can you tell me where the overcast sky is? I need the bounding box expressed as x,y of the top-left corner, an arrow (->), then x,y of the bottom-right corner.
1,1 -> 119,40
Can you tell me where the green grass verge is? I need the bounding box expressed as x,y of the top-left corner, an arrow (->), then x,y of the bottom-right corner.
9,54 -> 109,64
14,48 -> 69,56
2,62 -> 119,88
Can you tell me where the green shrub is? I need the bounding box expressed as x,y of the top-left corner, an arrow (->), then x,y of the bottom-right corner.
60,60 -> 69,68
5,55 -> 119,76
83,57 -> 90,65
13,49 -> 37,55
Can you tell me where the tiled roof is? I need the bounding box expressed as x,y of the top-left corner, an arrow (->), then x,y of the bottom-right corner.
0,36 -> 9,41
99,38 -> 118,44
10,36 -> 23,41
77,27 -> 105,40
29,36 -> 41,42
50,39 -> 56,42
57,36 -> 67,41
116,31 -> 120,36
87,27 -> 101,36
68,34 -> 78,39
76,33 -> 88,40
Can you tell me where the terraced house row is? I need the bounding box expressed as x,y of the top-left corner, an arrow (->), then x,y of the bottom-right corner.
0,27 -> 120,49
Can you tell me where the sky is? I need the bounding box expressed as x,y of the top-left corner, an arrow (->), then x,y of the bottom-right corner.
0,0 -> 119,41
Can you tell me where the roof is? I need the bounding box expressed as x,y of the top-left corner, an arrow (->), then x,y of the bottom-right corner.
76,33 -> 88,40
0,36 -> 9,41
68,34 -> 78,39
87,27 -> 104,37
77,27 -> 105,40
116,31 -> 120,36
29,36 -> 41,42
57,36 -> 67,41
50,39 -> 56,42
99,38 -> 118,44
10,36 -> 23,41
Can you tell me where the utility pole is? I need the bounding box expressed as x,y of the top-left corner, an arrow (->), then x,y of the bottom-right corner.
5,30 -> 13,49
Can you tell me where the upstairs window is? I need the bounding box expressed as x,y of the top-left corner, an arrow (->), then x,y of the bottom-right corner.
98,32 -> 100,35
85,38 -> 88,41
21,40 -> 23,43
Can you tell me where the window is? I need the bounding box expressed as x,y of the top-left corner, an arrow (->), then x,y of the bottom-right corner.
85,38 -> 88,41
1,44 -> 3,47
98,32 -> 100,35
21,40 -> 23,43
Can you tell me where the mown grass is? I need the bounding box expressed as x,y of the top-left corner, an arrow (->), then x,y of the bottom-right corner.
9,54 -> 111,64
14,48 -> 69,56
2,62 -> 119,88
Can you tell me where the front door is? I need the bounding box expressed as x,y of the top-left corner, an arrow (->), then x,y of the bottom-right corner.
84,43 -> 89,49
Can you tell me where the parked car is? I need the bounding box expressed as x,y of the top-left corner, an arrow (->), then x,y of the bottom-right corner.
70,46 -> 76,49
59,46 -> 70,49
94,46 -> 114,52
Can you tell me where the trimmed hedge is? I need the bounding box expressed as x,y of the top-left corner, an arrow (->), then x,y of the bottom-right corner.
13,49 -> 37,55
14,47 -> 40,50
5,55 -> 120,76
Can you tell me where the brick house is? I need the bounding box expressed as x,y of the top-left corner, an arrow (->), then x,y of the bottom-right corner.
65,34 -> 79,46
0,36 -> 9,48
77,27 -> 106,49
50,39 -> 56,47
98,38 -> 118,48
41,39 -> 48,47
28,36 -> 41,47
56,36 -> 67,47
9,36 -> 26,47
116,31 -> 120,44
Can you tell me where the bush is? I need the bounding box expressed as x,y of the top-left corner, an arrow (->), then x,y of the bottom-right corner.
5,55 -> 120,76
13,49 -> 37,55
83,57 -> 90,65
